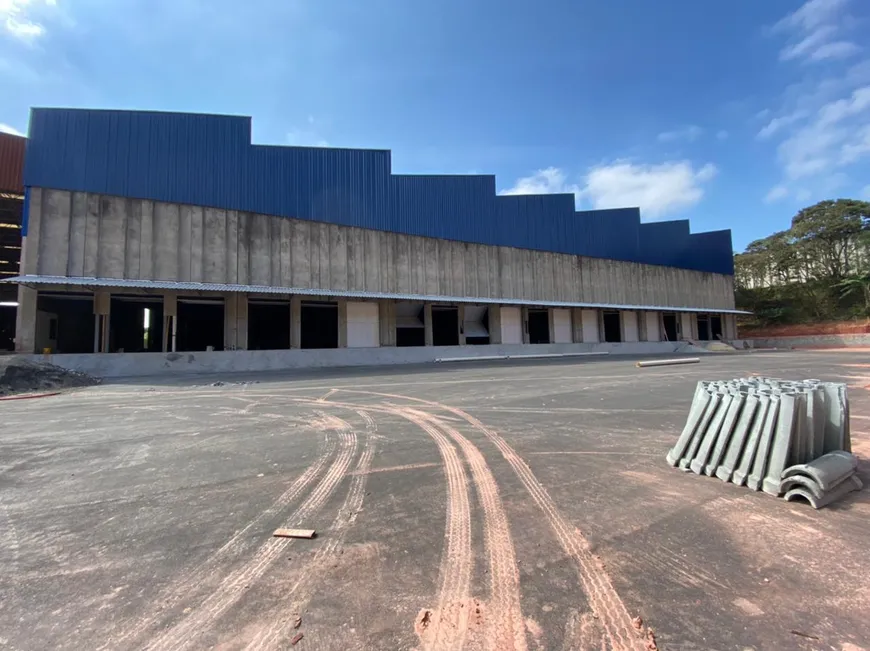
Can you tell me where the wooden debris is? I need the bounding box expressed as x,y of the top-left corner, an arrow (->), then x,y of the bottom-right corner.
291,632 -> 304,645
273,528 -> 316,539
293,616 -> 302,629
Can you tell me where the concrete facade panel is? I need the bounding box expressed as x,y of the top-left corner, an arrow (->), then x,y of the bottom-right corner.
552,308 -> 572,343
581,309 -> 600,343
622,311 -> 639,343
645,311 -> 662,342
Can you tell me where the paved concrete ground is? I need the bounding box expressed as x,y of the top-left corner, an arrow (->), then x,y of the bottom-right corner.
1,352 -> 868,651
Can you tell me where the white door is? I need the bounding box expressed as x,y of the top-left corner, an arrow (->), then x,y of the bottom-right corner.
581,309 -> 599,343
645,312 -> 661,342
501,306 -> 522,344
622,311 -> 639,342
552,308 -> 572,343
680,313 -> 695,341
346,302 -> 379,348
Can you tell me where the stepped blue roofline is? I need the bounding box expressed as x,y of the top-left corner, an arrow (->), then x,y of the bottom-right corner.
23,108 -> 733,275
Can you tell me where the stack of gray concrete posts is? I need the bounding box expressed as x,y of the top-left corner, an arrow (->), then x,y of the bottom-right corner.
666,378 -> 861,508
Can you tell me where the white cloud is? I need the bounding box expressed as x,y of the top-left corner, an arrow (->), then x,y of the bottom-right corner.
757,110 -> 810,139
501,160 -> 717,219
840,124 -> 870,163
657,125 -> 703,143
0,123 -> 24,136
765,185 -> 789,203
716,130 -> 729,141
1,0 -> 56,40
772,0 -> 858,64
862,185 -> 870,199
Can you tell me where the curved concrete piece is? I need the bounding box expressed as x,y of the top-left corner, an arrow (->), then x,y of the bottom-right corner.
781,451 -> 859,492
690,393 -> 734,475
705,392 -> 746,476
747,395 -> 780,491
666,388 -> 712,467
779,474 -> 825,500
762,393 -> 800,496
679,393 -> 722,471
716,395 -> 760,483
732,395 -> 772,487
784,474 -> 863,509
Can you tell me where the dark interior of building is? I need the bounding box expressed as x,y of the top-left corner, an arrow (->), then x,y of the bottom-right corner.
602,311 -> 622,343
301,301 -> 338,349
465,308 -> 490,345
177,299 -> 224,351
432,305 -> 459,346
711,315 -> 723,340
109,296 -> 165,353
662,314 -> 678,342
697,314 -> 710,341
397,327 -> 425,347
528,308 -> 550,344
248,300 -> 290,350
0,194 -> 23,351
36,294 -> 95,354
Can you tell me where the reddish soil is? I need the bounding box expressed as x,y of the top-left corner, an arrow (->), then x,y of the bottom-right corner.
740,320 -> 870,338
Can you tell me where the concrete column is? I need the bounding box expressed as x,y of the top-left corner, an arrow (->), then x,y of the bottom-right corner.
236,294 -> 248,351
224,294 -> 237,351
458,304 -> 466,346
338,299 -> 348,348
424,303 -> 433,346
571,307 -> 583,343
521,306 -> 530,344
163,292 -> 177,353
93,290 -> 111,353
547,307 -> 556,344
378,300 -> 397,346
488,305 -> 502,345
725,314 -> 738,340
14,285 -> 37,354
21,189 -> 42,276
290,296 -> 301,349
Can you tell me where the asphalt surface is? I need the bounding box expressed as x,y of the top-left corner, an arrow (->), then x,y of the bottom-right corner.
1,352 -> 868,651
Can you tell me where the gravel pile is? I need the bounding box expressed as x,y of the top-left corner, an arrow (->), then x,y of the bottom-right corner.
0,357 -> 101,397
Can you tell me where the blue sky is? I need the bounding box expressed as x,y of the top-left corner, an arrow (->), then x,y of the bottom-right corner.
2,0 -> 870,252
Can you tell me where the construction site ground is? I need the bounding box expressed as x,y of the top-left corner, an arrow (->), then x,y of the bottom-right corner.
1,351 -> 868,651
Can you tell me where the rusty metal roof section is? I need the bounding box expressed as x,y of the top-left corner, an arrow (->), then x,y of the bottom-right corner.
0,132 -> 26,195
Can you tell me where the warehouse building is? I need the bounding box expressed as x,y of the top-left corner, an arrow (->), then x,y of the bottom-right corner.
0,131 -> 25,352
3,108 -> 738,372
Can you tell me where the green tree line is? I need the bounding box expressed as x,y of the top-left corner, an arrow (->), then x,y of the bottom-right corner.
734,199 -> 870,327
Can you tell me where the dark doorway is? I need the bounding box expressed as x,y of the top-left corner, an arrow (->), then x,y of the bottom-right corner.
697,314 -> 710,341
464,307 -> 490,345
0,304 -> 15,351
301,301 -> 338,349
109,296 -> 164,353
249,300 -> 290,350
711,315 -> 723,340
662,314 -> 678,342
528,309 -> 550,344
397,327 -> 425,347
602,311 -> 622,343
36,294 -> 95,354
177,299 -> 224,351
432,306 -> 459,346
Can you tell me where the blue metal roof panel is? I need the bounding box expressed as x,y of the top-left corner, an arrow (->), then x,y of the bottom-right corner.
1,275 -> 747,314
23,108 -> 734,275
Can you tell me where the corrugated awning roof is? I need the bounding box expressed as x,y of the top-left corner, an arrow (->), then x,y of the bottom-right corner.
0,275 -> 750,314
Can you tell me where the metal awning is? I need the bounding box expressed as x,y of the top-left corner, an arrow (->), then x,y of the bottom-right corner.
0,274 -> 750,314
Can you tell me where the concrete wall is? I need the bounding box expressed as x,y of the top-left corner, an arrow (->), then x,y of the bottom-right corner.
34,341 -> 706,378
622,311 -> 639,343
581,309 -> 599,343
741,334 -> 870,349
500,307 -> 522,344
346,301 -> 379,348
552,308 -> 572,343
644,312 -> 661,342
24,188 -> 736,310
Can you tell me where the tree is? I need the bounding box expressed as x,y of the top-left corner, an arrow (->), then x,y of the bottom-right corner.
790,199 -> 870,281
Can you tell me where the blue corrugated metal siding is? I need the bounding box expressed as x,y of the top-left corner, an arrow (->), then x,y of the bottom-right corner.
24,108 -> 734,275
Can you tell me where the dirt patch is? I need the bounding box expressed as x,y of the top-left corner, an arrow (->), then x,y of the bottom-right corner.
0,357 -> 100,397
740,321 -> 870,338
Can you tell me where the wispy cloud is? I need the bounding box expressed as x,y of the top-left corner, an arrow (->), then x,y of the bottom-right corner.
764,185 -> 789,203
0,122 -> 24,136
1,0 -> 57,40
501,160 -> 717,220
773,0 -> 859,64
657,125 -> 704,143
758,110 -> 809,139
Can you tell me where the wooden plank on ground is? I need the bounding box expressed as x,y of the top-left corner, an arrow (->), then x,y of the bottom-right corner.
273,528 -> 316,539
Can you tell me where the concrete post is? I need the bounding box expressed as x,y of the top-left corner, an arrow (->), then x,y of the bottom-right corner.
521,306 -> 530,344
224,295 -> 237,351
488,305 -> 502,345
20,189 -> 41,276
424,303 -> 433,346
338,299 -> 348,348
290,296 -> 302,349
14,285 -> 37,354
236,294 -> 248,350
163,292 -> 177,353
457,304 -> 466,346
547,307 -> 556,344
378,300 -> 396,346
93,290 -> 111,353
571,307 -> 583,343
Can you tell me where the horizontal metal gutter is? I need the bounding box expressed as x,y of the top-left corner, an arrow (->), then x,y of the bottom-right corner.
0,274 -> 749,315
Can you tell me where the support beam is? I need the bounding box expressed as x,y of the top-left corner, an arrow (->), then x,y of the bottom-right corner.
488,306 -> 502,345
571,307 -> 583,343
14,285 -> 36,354
423,303 -> 433,347
521,306 -> 530,344
163,292 -> 177,353
93,290 -> 110,353
338,299 -> 348,348
378,300 -> 396,347
457,304 -> 466,346
290,295 -> 301,349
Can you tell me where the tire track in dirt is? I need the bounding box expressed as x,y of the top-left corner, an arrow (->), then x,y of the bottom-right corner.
244,408 -> 377,651
142,414 -> 358,651
100,424 -> 336,651
407,407 -> 528,651
339,390 -> 646,651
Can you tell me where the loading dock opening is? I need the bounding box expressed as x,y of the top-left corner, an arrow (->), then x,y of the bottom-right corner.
711,315 -> 723,340
528,308 -> 550,344
110,296 -> 165,353
248,300 -> 290,350
396,301 -> 425,347
0,302 -> 14,351
602,311 -> 622,343
36,293 -> 95,354
697,314 -> 711,341
432,305 -> 459,346
177,298 -> 224,351
662,313 -> 679,342
464,306 -> 490,345
301,301 -> 338,349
